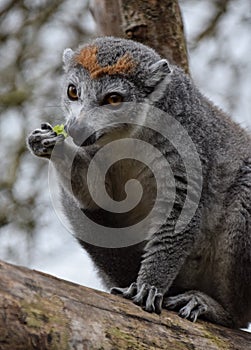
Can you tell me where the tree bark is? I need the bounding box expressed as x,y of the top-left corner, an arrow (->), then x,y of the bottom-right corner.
0,260 -> 250,350
90,0 -> 189,73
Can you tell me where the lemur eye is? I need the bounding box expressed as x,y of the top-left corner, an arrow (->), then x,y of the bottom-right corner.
67,84 -> 78,101
102,93 -> 123,107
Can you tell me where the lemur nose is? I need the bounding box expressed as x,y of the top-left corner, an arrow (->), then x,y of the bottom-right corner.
66,118 -> 83,146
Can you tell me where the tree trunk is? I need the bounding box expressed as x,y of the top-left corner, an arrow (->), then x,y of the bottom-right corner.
90,0 -> 189,73
0,260 -> 250,350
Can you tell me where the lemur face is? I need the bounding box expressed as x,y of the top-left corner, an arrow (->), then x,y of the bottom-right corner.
63,68 -> 140,146
62,37 -> 171,146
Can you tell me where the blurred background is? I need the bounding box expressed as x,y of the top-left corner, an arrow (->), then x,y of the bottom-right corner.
0,0 -> 250,296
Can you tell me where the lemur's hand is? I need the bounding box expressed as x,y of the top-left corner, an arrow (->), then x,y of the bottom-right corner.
111,282 -> 163,314
27,122 -> 65,158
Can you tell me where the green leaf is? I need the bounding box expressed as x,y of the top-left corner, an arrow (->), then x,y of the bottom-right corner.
53,124 -> 68,138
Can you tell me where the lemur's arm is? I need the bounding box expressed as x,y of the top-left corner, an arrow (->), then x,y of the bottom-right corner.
27,122 -> 93,209
111,171 -> 202,314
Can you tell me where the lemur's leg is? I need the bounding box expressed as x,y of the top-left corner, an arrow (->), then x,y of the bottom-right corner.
165,160 -> 251,328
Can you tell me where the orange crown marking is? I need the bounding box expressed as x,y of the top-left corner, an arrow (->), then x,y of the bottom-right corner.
75,45 -> 136,79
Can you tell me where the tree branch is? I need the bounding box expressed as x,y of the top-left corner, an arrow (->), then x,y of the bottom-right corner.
90,0 -> 189,73
0,260 -> 250,349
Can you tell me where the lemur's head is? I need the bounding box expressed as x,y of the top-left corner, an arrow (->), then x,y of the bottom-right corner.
62,37 -> 171,146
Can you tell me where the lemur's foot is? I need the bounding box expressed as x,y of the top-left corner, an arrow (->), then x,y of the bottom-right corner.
164,291 -> 208,322
27,122 -> 65,158
111,282 -> 163,314
164,290 -> 235,327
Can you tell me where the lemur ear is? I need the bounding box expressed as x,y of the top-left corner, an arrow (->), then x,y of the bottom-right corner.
62,48 -> 74,70
146,59 -> 171,87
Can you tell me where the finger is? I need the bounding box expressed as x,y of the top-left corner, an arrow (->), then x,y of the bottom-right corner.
110,282 -> 137,299
163,294 -> 189,310
110,286 -> 129,295
123,282 -> 138,299
154,293 -> 163,315
144,286 -> 157,313
133,283 -> 149,306
42,135 -> 64,147
41,122 -> 53,130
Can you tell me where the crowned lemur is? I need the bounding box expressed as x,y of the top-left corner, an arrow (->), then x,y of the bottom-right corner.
27,37 -> 251,329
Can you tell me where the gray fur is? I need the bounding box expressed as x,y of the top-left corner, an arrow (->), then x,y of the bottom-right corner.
27,37 -> 251,329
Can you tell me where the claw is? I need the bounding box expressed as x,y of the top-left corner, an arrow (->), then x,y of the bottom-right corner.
144,286 -> 157,312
